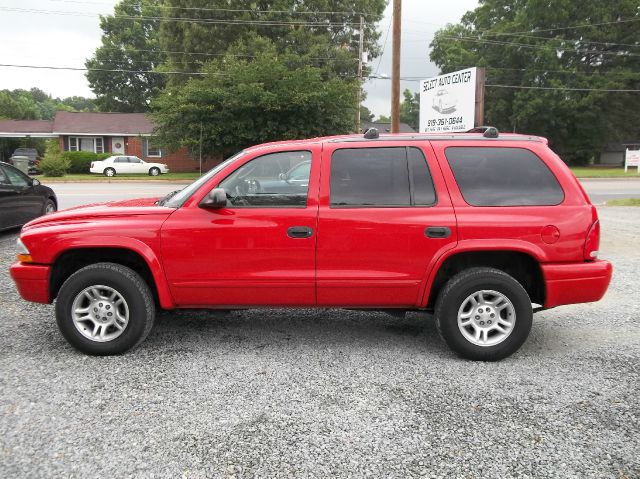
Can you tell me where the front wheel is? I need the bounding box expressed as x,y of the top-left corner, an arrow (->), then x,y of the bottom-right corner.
43,198 -> 57,215
55,263 -> 155,355
149,167 -> 160,176
435,267 -> 533,361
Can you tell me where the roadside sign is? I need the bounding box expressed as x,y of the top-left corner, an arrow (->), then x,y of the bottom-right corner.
420,67 -> 477,133
625,148 -> 640,173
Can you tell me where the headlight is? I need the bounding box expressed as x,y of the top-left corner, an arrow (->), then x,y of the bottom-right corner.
16,238 -> 32,263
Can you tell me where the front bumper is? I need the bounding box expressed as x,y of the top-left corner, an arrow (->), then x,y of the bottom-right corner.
542,260 -> 612,309
10,262 -> 52,304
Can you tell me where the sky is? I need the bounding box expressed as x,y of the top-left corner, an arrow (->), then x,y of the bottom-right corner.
0,0 -> 479,118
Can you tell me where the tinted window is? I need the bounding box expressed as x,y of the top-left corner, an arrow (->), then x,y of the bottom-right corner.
218,151 -> 311,207
331,148 -> 409,206
2,164 -> 29,187
114,157 -> 127,163
330,147 -> 436,207
129,157 -> 142,163
445,147 -> 564,206
408,148 -> 437,205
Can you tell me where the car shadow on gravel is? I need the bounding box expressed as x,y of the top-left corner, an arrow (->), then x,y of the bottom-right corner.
147,308 -> 450,356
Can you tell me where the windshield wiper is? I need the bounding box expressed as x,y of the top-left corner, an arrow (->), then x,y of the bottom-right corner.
156,189 -> 181,206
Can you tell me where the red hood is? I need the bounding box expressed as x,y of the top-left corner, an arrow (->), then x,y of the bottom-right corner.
22,197 -> 173,230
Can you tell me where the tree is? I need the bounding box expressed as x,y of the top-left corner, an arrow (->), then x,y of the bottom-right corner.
86,0 -> 166,112
399,88 -> 419,131
360,105 -> 375,122
376,114 -> 391,123
159,0 -> 387,80
430,0 -> 640,164
152,38 -> 358,157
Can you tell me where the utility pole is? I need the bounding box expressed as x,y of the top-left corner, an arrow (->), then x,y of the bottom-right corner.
356,15 -> 364,133
391,0 -> 402,133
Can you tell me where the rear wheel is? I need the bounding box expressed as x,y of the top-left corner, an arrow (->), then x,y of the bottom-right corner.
55,263 -> 155,355
435,267 -> 532,361
104,167 -> 116,177
149,167 -> 160,176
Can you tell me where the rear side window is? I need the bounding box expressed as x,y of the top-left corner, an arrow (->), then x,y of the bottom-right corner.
330,147 -> 436,207
445,147 -> 564,206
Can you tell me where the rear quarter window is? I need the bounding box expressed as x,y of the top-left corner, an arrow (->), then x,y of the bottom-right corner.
445,147 -> 564,206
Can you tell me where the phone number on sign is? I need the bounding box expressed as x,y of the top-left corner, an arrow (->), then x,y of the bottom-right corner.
427,117 -> 464,127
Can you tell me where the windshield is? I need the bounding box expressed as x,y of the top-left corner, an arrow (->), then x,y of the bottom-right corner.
162,151 -> 245,208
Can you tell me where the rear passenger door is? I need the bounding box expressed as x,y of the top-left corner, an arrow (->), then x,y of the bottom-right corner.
316,142 -> 458,307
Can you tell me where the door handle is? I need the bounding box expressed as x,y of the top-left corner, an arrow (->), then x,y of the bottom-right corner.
425,226 -> 451,239
287,226 -> 314,239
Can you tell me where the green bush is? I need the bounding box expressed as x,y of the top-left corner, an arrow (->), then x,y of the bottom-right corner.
40,140 -> 70,177
62,151 -> 111,173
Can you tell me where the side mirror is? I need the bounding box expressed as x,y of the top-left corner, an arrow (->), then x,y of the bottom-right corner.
278,172 -> 287,180
31,178 -> 40,186
199,188 -> 227,209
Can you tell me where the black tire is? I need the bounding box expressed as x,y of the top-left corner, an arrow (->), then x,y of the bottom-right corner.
42,198 -> 57,215
55,263 -> 155,355
435,267 -> 532,361
149,167 -> 160,176
104,167 -> 116,177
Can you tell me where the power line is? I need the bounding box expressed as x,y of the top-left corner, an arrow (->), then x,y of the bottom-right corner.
374,19 -> 392,76
47,0 -> 375,17
90,46 -> 357,62
437,34 -> 640,58
0,63 -> 208,76
3,64 -> 638,93
0,7 -> 363,27
485,84 -> 640,92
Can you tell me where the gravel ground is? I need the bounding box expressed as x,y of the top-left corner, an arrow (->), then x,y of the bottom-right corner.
0,207 -> 638,478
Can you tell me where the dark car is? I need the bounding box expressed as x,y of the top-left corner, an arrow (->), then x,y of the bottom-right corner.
9,148 -> 41,175
0,161 -> 57,231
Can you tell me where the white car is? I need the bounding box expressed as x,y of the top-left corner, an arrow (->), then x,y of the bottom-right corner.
90,156 -> 170,177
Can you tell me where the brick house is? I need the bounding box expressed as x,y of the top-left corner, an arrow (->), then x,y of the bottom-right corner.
0,111 -> 216,172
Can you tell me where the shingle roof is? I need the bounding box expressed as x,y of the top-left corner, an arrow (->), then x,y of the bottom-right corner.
52,112 -> 154,135
0,119 -> 54,134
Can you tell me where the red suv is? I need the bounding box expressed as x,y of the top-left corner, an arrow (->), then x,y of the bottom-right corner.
10,128 -> 612,360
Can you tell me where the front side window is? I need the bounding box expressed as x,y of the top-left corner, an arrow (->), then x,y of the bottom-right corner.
217,151 -> 312,207
445,147 -> 565,206
0,166 -> 11,185
2,164 -> 30,187
330,147 -> 436,207
128,157 -> 142,164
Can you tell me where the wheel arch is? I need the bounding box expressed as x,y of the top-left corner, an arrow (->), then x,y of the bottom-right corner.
50,245 -> 175,309
422,249 -> 545,309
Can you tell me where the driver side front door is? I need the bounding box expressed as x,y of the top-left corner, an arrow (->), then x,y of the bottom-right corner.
160,147 -> 321,307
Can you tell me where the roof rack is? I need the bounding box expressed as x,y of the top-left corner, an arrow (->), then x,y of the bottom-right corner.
466,126 -> 499,138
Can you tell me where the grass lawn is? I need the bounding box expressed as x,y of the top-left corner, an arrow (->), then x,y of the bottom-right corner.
38,172 -> 201,182
606,198 -> 640,206
570,167 -> 639,178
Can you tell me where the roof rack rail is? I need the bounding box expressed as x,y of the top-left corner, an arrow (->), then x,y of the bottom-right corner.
363,127 -> 379,139
466,126 -> 499,138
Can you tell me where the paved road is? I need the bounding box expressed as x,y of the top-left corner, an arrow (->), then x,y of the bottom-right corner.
41,178 -> 640,210
42,181 -> 185,210
0,207 -> 638,477
579,179 -> 640,204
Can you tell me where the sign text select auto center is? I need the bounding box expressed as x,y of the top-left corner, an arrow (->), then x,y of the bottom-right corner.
422,70 -> 474,92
